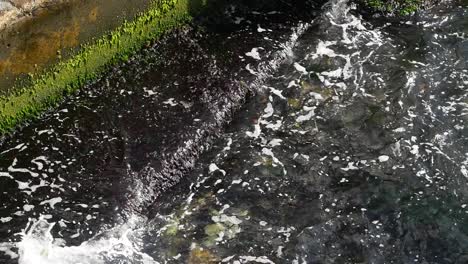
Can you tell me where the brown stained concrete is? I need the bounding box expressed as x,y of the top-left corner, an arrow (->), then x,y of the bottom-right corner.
0,0 -> 151,93
0,1 -> 73,30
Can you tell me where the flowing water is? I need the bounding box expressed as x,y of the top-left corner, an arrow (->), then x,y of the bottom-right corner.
1,0 -> 468,263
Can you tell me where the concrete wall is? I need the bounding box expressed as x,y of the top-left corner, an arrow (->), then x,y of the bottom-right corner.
0,0 -> 211,133
0,1 -> 70,30
0,0 -> 152,91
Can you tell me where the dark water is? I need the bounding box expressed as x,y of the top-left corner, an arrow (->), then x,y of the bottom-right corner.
1,0 -> 468,263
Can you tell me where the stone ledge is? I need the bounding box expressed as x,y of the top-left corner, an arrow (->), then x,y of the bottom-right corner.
0,0 -> 71,31
0,0 -> 213,134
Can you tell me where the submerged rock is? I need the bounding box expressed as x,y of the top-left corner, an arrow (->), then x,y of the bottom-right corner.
189,247 -> 219,264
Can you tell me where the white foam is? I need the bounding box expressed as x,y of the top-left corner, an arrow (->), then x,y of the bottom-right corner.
162,98 -> 177,106
209,163 -> 227,176
0,172 -> 13,179
246,48 -> 262,60
9,159 -> 39,177
16,216 -> 157,264
246,120 -> 262,138
378,155 -> 390,162
262,103 -> 274,118
293,63 -> 307,74
39,197 -> 62,209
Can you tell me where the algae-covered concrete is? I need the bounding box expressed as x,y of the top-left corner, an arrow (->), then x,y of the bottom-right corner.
0,0 -> 436,134
0,0 -> 152,93
0,0 -> 214,134
0,1 -> 79,30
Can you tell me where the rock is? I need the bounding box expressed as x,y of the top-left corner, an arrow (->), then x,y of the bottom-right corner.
0,1 -> 15,13
10,0 -> 30,9
188,247 -> 219,264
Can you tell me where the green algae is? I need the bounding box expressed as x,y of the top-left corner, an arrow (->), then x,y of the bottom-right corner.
288,98 -> 302,110
364,0 -> 425,15
0,0 -> 210,134
0,0 -> 153,92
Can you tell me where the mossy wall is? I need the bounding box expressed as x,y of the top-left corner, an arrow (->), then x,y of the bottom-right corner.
0,0 -> 432,134
356,0 -> 431,15
0,0 -> 152,92
0,0 -> 211,134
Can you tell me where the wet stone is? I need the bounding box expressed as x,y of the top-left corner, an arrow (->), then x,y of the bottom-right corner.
188,247 -> 219,264
9,0 -> 29,8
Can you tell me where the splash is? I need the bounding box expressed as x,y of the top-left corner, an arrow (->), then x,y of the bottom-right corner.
15,215 -> 157,264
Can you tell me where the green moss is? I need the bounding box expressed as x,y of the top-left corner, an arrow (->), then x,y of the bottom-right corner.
288,98 -> 302,110
365,0 -> 424,15
204,223 -> 225,237
0,0 -> 210,134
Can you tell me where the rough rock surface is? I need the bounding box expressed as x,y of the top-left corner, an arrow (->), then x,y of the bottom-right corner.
10,0 -> 31,8
0,1 -> 14,13
0,0 -> 71,31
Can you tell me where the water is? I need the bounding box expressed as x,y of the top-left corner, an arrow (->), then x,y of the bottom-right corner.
1,0 -> 468,263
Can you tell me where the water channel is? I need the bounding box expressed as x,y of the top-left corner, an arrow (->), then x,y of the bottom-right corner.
0,0 -> 468,263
